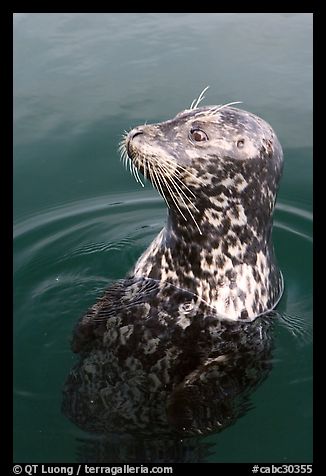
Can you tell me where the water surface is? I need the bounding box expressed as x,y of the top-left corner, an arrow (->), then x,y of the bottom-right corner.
13,13 -> 312,462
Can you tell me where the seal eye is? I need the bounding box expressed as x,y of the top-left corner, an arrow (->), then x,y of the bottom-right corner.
190,128 -> 208,142
237,139 -> 245,149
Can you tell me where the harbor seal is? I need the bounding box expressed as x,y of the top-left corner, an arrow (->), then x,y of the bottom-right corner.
62,89 -> 284,439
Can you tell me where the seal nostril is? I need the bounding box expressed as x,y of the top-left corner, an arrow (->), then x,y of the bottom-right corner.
131,130 -> 144,140
127,129 -> 144,158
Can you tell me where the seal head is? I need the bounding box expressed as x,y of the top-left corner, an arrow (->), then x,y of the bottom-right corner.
124,104 -> 284,321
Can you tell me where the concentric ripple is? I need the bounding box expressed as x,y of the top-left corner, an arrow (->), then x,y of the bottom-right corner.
13,192 -> 312,462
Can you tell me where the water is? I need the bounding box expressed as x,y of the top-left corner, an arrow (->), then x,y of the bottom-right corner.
13,13 -> 312,462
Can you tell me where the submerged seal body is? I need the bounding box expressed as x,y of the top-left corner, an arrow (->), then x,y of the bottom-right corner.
62,95 -> 283,438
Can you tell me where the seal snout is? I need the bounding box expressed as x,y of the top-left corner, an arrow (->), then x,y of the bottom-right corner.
127,127 -> 144,158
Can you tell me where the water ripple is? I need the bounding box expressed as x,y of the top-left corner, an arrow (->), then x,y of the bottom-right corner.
13,191 -> 162,239
274,199 -> 312,243
276,201 -> 312,222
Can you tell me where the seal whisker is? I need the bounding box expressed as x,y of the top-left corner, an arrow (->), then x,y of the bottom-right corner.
133,162 -> 145,187
128,156 -> 141,186
159,165 -> 203,234
148,160 -> 170,209
151,163 -> 171,209
144,158 -> 148,181
130,161 -> 137,181
118,142 -> 125,159
168,177 -> 200,214
158,155 -> 206,186
158,168 -> 188,221
118,134 -> 128,154
126,154 -> 131,171
155,159 -> 200,213
125,155 -> 129,171
158,170 -> 186,219
190,86 -> 210,110
209,101 -> 243,116
166,174 -> 203,235
120,149 -> 127,169
171,175 -> 197,199
131,162 -> 139,184
147,160 -> 155,190
128,156 -> 133,175
189,99 -> 196,110
146,156 -> 202,233
123,151 -> 129,170
158,161 -> 197,200
171,187 -> 202,235
153,156 -> 196,196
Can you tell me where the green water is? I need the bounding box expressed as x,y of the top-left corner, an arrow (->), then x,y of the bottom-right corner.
13,13 -> 313,463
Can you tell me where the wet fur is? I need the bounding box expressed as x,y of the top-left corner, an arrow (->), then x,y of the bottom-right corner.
62,97 -> 283,438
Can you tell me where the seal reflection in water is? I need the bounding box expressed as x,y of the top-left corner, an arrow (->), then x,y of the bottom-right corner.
62,89 -> 284,458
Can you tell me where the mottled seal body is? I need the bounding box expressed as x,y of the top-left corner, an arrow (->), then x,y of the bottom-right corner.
62,94 -> 283,437
128,103 -> 284,321
63,277 -> 273,435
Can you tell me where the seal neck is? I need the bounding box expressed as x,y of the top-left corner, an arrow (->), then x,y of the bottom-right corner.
170,211 -> 282,320
133,203 -> 282,321
165,194 -> 274,251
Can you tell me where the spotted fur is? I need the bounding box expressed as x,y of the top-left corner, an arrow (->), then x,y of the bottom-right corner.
129,105 -> 284,321
62,102 -> 283,438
